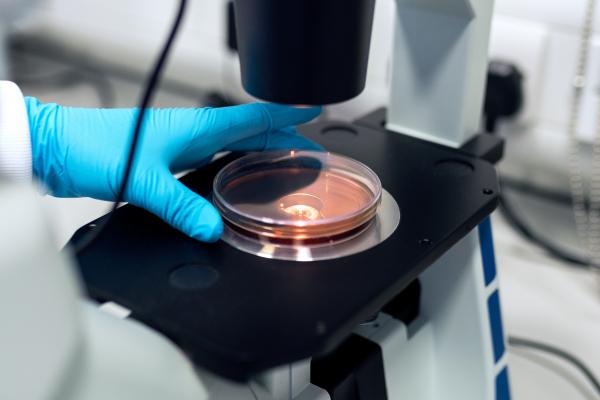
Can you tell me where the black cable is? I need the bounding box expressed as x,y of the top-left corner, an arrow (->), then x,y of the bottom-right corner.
508,336 -> 600,397
72,0 -> 188,255
486,88 -> 591,268
499,182 -> 591,268
501,176 -> 585,208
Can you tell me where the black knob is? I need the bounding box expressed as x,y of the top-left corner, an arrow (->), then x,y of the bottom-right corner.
484,60 -> 524,133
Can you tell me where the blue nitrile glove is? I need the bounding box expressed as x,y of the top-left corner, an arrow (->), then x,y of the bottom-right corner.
25,98 -> 322,242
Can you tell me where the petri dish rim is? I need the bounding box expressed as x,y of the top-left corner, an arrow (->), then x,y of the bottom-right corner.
212,151 -> 382,232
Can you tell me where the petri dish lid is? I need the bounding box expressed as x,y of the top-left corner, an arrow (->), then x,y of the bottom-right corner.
213,151 -> 382,242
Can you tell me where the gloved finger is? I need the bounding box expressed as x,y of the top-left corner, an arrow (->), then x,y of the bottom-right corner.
194,103 -> 321,150
225,127 -> 325,152
130,168 -> 223,242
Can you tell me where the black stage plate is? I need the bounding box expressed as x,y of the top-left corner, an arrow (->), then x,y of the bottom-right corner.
71,119 -> 499,381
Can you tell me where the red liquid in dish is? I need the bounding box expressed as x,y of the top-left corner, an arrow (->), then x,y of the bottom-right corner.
213,151 -> 381,242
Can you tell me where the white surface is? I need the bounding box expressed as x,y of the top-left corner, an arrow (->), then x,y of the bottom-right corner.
356,228 -> 501,399
0,181 -> 211,400
0,181 -> 82,400
64,302 -> 209,400
487,0 -> 600,195
387,0 -> 494,148
420,228 -> 501,399
358,313 -> 436,399
0,81 -> 32,182
257,360 -> 317,400
493,0 -> 600,32
493,211 -> 600,400
488,15 -> 548,124
21,0 -> 233,95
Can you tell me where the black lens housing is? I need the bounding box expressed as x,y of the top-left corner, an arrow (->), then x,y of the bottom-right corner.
233,0 -> 376,105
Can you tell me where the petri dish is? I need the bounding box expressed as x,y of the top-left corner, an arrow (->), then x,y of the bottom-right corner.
213,151 -> 382,246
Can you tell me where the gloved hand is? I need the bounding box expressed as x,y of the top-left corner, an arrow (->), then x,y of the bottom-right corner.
25,98 -> 322,242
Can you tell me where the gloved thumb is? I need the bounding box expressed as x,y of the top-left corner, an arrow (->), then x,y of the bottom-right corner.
131,169 -> 223,242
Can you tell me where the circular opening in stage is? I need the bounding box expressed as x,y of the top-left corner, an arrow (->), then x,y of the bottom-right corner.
213,151 -> 382,248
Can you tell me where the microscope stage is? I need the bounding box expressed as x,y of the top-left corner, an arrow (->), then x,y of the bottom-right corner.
72,109 -> 501,381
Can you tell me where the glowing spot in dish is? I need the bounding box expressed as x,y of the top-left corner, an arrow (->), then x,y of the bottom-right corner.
278,193 -> 323,221
281,204 -> 321,221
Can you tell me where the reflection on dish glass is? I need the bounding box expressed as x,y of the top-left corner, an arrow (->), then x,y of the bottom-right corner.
213,151 -> 381,245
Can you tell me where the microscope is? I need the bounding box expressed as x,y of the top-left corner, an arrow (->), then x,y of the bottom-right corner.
69,0 -> 509,399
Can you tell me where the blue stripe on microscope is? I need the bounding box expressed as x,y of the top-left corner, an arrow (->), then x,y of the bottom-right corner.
479,217 -> 510,397
496,367 -> 511,400
488,290 -> 506,363
478,217 -> 497,286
